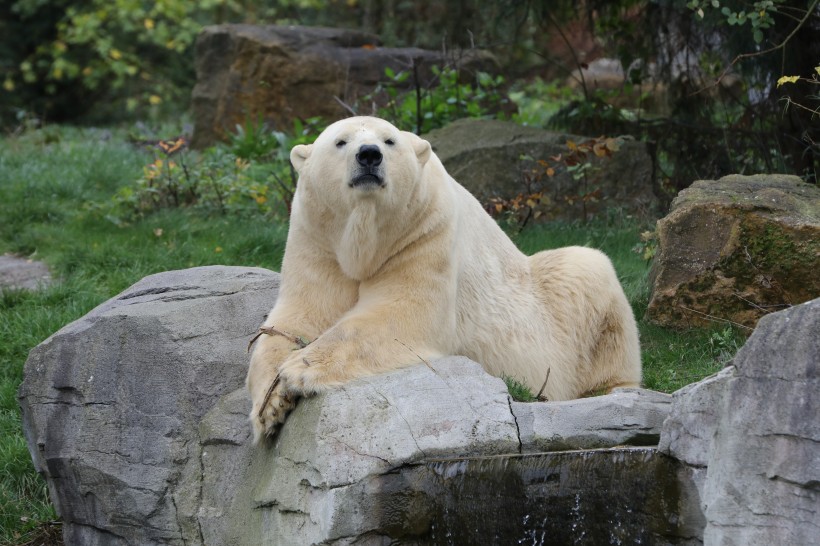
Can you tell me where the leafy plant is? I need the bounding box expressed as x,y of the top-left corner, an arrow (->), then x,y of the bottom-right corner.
632,229 -> 658,262
103,118 -> 322,223
708,326 -> 742,365
777,64 -> 820,120
2,0 -> 241,122
509,77 -> 582,127
229,116 -> 322,214
687,0 -> 783,44
503,375 -> 538,402
487,136 -> 623,231
103,139 -> 265,222
365,65 -> 508,134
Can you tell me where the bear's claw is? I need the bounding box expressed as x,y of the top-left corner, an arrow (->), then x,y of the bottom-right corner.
251,376 -> 298,442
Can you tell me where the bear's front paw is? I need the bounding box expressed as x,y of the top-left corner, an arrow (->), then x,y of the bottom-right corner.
249,373 -> 298,443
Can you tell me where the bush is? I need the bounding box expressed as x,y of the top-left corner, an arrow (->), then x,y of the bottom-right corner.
364,65 -> 509,134
1,0 -> 240,124
100,117 -> 321,223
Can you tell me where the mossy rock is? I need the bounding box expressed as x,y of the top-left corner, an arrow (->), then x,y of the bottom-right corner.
646,174 -> 820,330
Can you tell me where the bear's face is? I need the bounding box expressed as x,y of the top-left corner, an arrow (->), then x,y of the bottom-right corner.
290,117 -> 431,209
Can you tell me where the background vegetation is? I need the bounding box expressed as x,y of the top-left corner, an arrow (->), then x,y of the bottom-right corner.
1,0 -> 815,543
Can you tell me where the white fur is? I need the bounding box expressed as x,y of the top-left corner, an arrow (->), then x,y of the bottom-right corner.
246,117 -> 641,442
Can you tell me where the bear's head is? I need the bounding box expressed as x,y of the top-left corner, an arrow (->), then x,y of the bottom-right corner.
290,117 -> 432,209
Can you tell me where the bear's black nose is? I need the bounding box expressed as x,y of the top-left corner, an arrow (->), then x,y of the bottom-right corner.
356,144 -> 382,167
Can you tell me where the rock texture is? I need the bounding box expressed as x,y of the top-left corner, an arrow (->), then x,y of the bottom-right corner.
191,24 -> 496,148
0,254 -> 51,290
647,174 -> 820,329
20,265 -> 673,545
424,118 -> 658,220
18,266 -> 279,545
659,297 -> 820,544
514,387 -> 671,451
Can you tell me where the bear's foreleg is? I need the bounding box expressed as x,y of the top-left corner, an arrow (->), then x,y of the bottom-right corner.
274,252 -> 456,408
247,244 -> 358,442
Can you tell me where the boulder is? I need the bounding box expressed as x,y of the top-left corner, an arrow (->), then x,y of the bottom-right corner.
191,24 -> 496,148
646,174 -> 820,329
659,297 -> 820,544
18,266 -> 279,545
20,265 -> 673,545
424,118 -> 658,220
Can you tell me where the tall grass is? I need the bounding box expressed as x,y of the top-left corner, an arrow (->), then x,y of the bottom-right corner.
0,125 -> 744,542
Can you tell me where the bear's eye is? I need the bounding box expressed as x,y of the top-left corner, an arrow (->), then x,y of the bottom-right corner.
336,140 -> 346,148
385,138 -> 395,146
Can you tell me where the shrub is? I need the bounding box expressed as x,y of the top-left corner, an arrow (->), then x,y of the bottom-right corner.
1,0 -> 240,124
364,65 -> 509,134
101,118 -> 321,223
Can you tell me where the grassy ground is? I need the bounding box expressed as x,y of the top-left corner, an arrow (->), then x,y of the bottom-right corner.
0,125 -> 744,543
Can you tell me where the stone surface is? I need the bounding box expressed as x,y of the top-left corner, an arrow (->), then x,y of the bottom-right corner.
703,298 -> 820,545
371,447 -> 702,545
647,174 -> 820,329
0,254 -> 52,290
424,117 -> 658,220
658,297 -> 820,545
191,24 -> 497,148
20,265 -> 675,545
514,387 -> 672,452
658,367 -> 733,469
18,266 -> 279,545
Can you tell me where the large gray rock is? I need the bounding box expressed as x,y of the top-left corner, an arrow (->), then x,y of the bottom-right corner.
18,266 -> 279,545
191,24 -> 496,148
647,174 -> 820,329
424,117 -> 658,221
659,297 -> 820,545
703,298 -> 819,545
20,266 -> 674,545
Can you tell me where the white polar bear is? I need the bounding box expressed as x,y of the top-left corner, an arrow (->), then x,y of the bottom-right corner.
247,116 -> 641,442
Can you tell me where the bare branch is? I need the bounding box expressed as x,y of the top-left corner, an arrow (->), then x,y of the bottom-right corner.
247,326 -> 310,353
536,368 -> 551,401
678,305 -> 754,331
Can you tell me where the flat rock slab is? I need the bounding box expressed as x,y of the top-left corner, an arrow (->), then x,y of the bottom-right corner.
0,254 -> 52,290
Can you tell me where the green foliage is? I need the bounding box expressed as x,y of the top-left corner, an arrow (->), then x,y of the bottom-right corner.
2,0 -> 241,123
509,78 -> 582,127
366,65 -> 508,134
503,375 -> 538,402
687,0 -> 783,43
487,136 -> 624,231
100,118 -> 321,223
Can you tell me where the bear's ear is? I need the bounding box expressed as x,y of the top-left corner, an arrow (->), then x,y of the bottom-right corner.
290,144 -> 313,172
404,131 -> 432,166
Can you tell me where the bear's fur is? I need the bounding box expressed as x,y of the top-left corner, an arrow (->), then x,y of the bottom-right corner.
247,116 -> 641,442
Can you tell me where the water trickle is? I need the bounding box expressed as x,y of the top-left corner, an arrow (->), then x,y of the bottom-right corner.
372,447 -> 696,545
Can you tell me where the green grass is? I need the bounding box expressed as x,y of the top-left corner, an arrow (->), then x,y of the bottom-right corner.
0,125 -> 288,543
0,124 -> 745,542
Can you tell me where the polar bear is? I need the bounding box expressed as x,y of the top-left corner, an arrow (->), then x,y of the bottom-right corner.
247,116 -> 641,442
